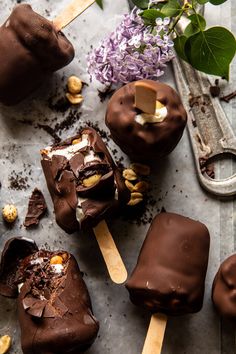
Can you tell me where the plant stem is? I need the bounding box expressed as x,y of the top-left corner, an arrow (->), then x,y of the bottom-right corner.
167,9 -> 185,35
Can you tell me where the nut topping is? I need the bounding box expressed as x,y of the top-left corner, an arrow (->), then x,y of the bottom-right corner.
133,181 -> 149,193
0,335 -> 11,354
123,169 -> 137,181
125,180 -> 135,192
82,174 -> 102,187
50,255 -> 63,265
66,93 -> 84,105
2,204 -> 18,223
72,138 -> 82,145
67,76 -> 83,94
127,192 -> 143,206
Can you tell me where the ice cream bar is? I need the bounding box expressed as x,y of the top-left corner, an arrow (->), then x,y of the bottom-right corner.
105,80 -> 187,162
0,4 -> 74,106
126,212 -> 210,316
212,254 -> 236,320
0,238 -> 99,354
41,127 -> 129,233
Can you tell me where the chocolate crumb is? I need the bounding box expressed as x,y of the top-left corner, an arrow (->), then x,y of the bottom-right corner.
210,85 -> 221,98
98,85 -> 115,103
55,111 -> 81,134
8,171 -> 29,190
37,124 -> 61,143
48,96 -> 70,113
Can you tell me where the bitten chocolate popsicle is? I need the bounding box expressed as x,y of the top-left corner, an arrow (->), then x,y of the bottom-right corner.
105,80 -> 187,162
41,127 -> 129,284
126,212 -> 210,353
0,0 -> 95,106
212,254 -> 236,320
0,237 -> 99,354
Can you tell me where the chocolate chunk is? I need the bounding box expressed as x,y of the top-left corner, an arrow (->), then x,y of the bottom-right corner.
24,188 -> 47,228
210,85 -> 221,98
0,4 -> 74,105
126,212 -> 210,316
106,80 -> 187,162
212,254 -> 236,320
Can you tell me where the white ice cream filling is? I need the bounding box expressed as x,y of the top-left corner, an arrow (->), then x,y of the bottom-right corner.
50,264 -> 64,274
135,103 -> 168,125
46,134 -> 89,159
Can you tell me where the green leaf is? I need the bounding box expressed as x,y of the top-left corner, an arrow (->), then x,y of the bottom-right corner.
184,14 -> 206,37
161,0 -> 182,17
131,0 -> 150,9
140,9 -> 165,26
185,27 -> 236,80
174,36 -> 188,61
210,0 -> 227,4
96,0 -> 103,9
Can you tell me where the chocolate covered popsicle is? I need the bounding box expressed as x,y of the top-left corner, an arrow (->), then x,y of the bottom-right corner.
0,4 -> 74,106
105,80 -> 187,162
126,212 -> 210,353
212,254 -> 236,320
0,237 -> 99,354
41,127 -> 129,283
41,127 -> 129,233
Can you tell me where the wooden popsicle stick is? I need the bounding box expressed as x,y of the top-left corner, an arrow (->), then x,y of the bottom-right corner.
54,0 -> 96,31
135,81 -> 157,115
142,313 -> 167,354
93,220 -> 128,284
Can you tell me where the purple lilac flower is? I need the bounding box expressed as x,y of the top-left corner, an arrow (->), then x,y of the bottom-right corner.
87,8 -> 174,85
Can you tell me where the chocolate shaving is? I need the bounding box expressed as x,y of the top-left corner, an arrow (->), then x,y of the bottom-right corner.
24,188 -> 47,228
220,90 -> 236,103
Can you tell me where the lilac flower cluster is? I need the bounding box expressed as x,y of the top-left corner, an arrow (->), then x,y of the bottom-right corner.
87,8 -> 174,85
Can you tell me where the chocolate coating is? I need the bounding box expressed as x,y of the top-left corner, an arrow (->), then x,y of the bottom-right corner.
212,254 -> 236,320
106,80 -> 187,162
0,4 -> 74,105
0,237 -> 38,298
126,212 -> 210,316
0,238 -> 99,353
41,127 -> 129,233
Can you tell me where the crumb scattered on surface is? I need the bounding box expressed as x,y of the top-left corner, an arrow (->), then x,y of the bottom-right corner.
8,171 -> 29,190
98,85 -> 115,103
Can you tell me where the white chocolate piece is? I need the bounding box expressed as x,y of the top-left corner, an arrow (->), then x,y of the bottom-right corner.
135,82 -> 157,114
